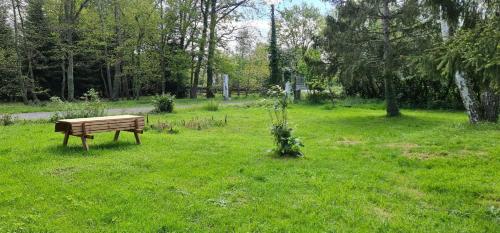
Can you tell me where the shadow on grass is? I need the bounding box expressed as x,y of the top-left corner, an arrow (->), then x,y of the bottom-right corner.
325,113 -> 445,128
46,141 -> 139,157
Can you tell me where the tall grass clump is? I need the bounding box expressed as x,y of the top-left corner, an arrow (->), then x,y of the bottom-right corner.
267,85 -> 304,157
50,89 -> 106,121
153,94 -> 175,113
0,114 -> 15,126
204,100 -> 219,111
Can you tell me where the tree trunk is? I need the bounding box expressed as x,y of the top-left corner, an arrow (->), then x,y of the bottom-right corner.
15,0 -> 39,104
27,59 -> 39,103
63,0 -> 75,101
61,59 -> 66,99
206,0 -> 217,98
98,0 -> 113,98
158,0 -> 167,95
67,49 -> 75,101
112,0 -> 122,100
99,64 -> 109,98
454,71 -> 480,123
133,56 -> 141,99
382,0 -> 400,117
191,0 -> 210,99
133,31 -> 144,100
10,0 -> 28,104
479,88 -> 499,123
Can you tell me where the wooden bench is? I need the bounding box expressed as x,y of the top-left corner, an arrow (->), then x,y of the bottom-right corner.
55,115 -> 145,151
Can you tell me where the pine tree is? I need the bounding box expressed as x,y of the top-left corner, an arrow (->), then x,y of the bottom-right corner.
25,0 -> 52,53
0,4 -> 18,99
0,4 -> 12,50
25,0 -> 54,98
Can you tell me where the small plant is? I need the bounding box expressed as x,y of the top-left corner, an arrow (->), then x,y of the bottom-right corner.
153,94 -> 175,113
50,89 -> 106,121
0,114 -> 15,126
150,121 -> 180,134
267,85 -> 304,157
204,100 -> 219,111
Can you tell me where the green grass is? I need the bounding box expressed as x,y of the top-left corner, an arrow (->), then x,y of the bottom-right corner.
0,102 -> 499,232
0,94 -> 259,114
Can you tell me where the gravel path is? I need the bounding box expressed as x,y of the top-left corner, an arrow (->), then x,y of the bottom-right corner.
11,101 -> 253,120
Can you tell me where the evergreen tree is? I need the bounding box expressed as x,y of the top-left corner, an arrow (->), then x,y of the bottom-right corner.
25,0 -> 54,96
268,4 -> 281,86
0,4 -> 11,49
0,4 -> 18,99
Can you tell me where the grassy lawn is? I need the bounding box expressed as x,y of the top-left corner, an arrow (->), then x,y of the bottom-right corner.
0,95 -> 259,114
0,102 -> 499,232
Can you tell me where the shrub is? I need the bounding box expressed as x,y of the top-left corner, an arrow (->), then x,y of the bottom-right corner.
306,91 -> 330,104
204,100 -> 219,111
267,85 -> 304,157
153,94 -> 175,113
0,114 -> 15,126
50,89 -> 106,121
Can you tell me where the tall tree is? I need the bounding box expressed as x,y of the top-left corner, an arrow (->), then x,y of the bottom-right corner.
429,0 -> 499,123
205,0 -> 217,98
10,0 -> 28,103
191,0 -> 210,98
60,0 -> 91,101
25,0 -> 53,102
381,0 -> 399,116
205,0 -> 249,98
323,0 -> 413,116
112,0 -> 123,100
0,3 -> 19,100
268,3 -> 281,86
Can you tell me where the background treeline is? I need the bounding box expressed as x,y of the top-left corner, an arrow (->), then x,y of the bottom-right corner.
0,0 -> 499,123
0,0 -> 267,102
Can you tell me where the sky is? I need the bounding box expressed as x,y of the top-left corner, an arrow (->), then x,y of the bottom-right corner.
226,0 -> 333,52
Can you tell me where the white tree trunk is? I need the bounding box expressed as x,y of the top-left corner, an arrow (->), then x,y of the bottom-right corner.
454,71 -> 480,123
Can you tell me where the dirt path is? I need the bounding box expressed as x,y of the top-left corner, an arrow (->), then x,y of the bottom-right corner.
12,101 -> 254,120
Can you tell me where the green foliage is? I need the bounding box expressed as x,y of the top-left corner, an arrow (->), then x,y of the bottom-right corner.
0,114 -> 15,126
436,19 -> 500,90
204,100 -> 220,112
267,85 -> 304,157
268,5 -> 281,86
153,94 -> 175,113
306,92 -> 330,105
50,89 -> 106,121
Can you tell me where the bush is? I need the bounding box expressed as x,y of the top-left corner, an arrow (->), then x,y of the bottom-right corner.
50,89 -> 106,121
204,100 -> 219,111
1,114 -> 15,126
306,91 -> 330,104
267,85 -> 304,157
153,94 -> 175,113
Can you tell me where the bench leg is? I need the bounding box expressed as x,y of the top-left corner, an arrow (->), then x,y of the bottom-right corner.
63,131 -> 70,146
114,130 -> 120,142
81,136 -> 89,151
134,131 -> 141,145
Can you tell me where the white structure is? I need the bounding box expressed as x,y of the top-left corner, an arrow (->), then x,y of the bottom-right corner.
223,74 -> 230,101
285,81 -> 293,101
